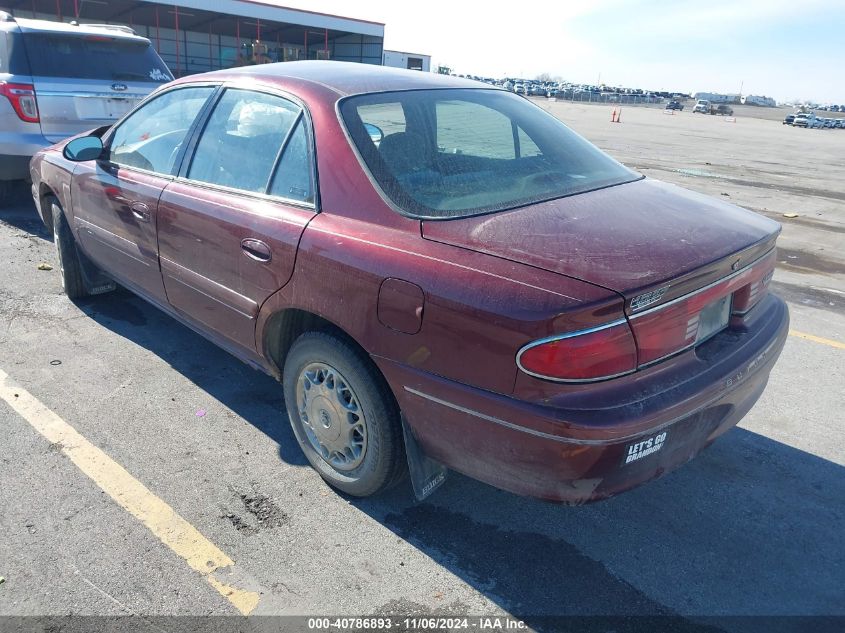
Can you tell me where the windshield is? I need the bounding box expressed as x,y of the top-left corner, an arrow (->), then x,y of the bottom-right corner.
340,89 -> 640,219
18,32 -> 172,82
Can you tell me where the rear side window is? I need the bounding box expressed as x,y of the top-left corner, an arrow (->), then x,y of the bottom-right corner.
19,32 -> 172,82
268,119 -> 313,203
109,86 -> 214,173
188,89 -> 310,198
2,32 -> 31,75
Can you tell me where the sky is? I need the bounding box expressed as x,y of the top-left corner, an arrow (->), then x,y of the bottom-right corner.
275,0 -> 845,104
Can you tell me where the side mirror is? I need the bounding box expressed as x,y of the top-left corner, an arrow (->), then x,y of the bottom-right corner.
363,122 -> 384,145
63,136 -> 104,162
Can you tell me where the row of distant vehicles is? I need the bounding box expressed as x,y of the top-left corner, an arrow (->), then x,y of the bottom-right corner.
663,99 -> 735,116
784,113 -> 845,129
452,75 -> 688,102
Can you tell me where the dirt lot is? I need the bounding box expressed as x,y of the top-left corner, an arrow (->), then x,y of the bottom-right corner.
0,97 -> 843,631
536,98 -> 845,306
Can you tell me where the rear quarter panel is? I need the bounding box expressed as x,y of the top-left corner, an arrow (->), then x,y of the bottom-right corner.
256,212 -> 623,396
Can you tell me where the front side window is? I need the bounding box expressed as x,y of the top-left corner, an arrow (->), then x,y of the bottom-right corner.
187,89 -> 302,194
109,86 -> 214,174
341,89 -> 640,219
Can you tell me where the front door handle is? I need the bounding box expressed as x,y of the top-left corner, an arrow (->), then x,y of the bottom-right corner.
241,238 -> 272,262
130,201 -> 150,222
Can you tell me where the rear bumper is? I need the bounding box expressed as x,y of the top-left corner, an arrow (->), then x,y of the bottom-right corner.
0,154 -> 38,181
377,294 -> 789,503
0,133 -> 52,181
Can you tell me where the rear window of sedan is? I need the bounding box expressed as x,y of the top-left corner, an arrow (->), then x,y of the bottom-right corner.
340,88 -> 640,219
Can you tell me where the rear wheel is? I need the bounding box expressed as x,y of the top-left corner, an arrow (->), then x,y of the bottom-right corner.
282,332 -> 405,497
51,199 -> 87,300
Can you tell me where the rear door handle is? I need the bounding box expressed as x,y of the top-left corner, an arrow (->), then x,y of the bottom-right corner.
241,238 -> 272,262
130,201 -> 150,222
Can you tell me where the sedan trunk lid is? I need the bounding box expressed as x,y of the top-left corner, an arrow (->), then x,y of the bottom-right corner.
422,178 -> 781,310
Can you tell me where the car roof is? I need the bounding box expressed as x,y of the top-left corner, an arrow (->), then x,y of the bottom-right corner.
188,61 -> 499,97
8,16 -> 150,42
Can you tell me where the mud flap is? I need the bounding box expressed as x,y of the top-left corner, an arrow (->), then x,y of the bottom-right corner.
76,244 -> 116,295
401,415 -> 447,501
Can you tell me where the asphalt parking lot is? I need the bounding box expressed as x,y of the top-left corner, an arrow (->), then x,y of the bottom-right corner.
1,102 -> 843,631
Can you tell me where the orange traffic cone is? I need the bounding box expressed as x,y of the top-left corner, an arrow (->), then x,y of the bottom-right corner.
617,107 -> 622,123
611,107 -> 617,122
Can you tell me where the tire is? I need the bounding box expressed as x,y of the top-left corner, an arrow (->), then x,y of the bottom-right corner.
51,199 -> 87,300
283,332 -> 406,497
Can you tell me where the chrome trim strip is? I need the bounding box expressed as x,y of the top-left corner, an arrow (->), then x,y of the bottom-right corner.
160,256 -> 257,318
403,377 -> 763,446
172,176 -> 316,211
628,247 -> 776,320
35,91 -> 146,99
404,387 -> 606,445
515,318 -> 635,383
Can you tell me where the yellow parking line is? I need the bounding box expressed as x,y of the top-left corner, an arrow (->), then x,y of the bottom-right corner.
789,329 -> 845,350
0,368 -> 261,615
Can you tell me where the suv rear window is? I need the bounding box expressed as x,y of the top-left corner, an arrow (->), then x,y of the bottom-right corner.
15,32 -> 171,82
340,89 -> 640,219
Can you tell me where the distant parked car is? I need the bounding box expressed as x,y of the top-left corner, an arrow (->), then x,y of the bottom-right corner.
665,100 -> 684,111
693,99 -> 711,113
0,12 -> 173,202
783,114 -> 795,125
793,113 -> 812,127
714,104 -> 734,116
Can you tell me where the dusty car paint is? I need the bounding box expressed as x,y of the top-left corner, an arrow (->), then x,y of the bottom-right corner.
30,62 -> 789,503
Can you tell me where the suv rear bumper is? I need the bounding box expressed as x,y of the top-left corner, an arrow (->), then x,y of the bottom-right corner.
377,294 -> 789,503
0,133 -> 52,181
0,154 -> 38,181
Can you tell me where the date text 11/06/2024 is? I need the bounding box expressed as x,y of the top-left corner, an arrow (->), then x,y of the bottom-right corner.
306,617 -> 527,630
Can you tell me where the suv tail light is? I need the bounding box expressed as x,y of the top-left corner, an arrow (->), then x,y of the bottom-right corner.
0,82 -> 40,123
517,319 -> 638,382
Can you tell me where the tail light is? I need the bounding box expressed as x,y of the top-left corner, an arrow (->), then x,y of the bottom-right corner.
0,82 -> 40,123
517,319 -> 638,382
629,249 -> 777,366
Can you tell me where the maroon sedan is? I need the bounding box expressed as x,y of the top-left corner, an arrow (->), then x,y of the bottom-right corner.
30,62 -> 788,503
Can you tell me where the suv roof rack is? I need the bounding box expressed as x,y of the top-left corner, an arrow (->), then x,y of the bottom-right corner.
74,22 -> 136,35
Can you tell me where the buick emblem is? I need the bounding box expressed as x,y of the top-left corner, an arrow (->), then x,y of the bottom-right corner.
111,83 -> 128,92
630,285 -> 669,312
731,259 -> 741,271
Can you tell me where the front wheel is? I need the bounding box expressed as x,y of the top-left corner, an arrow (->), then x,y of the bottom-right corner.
282,332 -> 406,497
51,199 -> 87,300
